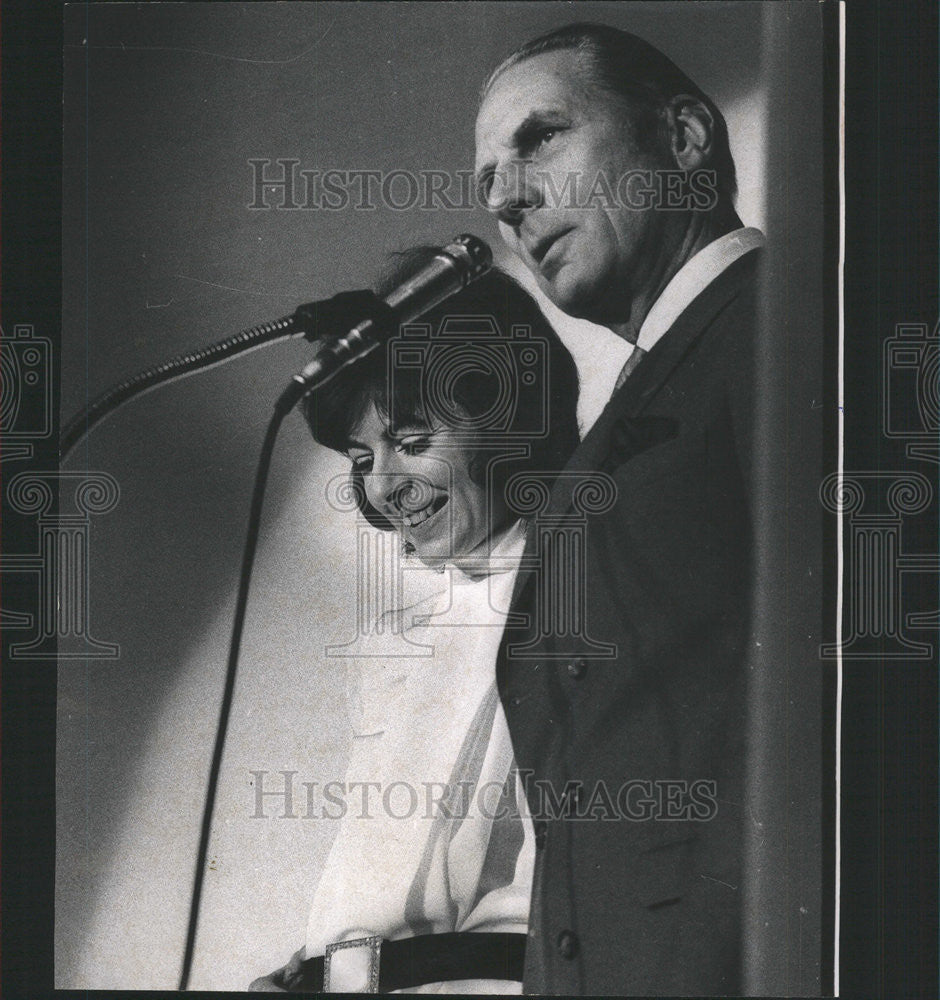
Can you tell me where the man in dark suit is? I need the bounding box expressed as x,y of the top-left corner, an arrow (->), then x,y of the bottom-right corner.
474,23 -> 765,994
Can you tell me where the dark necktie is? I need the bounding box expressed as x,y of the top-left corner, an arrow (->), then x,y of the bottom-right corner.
613,344 -> 646,394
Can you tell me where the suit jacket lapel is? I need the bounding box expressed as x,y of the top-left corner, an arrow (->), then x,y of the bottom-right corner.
556,247 -> 762,496
508,247 -> 762,610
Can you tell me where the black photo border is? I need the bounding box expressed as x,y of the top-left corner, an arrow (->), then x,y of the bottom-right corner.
1,1 -> 937,997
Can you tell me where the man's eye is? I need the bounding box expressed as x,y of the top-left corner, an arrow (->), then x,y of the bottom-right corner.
350,455 -> 373,472
522,126 -> 559,157
476,169 -> 495,203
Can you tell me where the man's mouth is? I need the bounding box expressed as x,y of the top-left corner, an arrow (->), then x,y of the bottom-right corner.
401,493 -> 448,529
529,227 -> 575,265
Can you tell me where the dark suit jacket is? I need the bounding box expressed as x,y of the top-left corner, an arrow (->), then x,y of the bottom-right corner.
496,249 -> 762,995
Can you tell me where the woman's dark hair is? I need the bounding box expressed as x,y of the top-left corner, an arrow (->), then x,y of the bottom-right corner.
303,246 -> 580,532
482,21 -> 737,206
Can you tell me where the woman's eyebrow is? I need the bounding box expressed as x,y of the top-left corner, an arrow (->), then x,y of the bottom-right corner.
387,420 -> 434,437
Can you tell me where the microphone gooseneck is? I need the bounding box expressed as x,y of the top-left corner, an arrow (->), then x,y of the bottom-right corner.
59,314 -> 299,462
59,234 -> 492,461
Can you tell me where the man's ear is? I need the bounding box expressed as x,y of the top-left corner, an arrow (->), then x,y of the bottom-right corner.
665,95 -> 714,170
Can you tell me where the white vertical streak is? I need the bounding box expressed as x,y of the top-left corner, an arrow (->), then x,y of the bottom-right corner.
834,3 -> 846,995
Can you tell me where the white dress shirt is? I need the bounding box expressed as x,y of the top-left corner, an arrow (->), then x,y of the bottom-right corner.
608,227 -> 765,409
634,226 -> 766,356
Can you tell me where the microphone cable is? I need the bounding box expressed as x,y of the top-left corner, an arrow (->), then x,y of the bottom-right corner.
175,331 -> 343,990
177,398 -> 287,992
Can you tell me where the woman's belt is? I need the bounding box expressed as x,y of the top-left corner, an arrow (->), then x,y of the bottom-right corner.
300,931 -> 526,992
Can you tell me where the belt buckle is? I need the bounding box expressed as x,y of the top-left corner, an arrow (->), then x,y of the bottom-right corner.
323,934 -> 382,993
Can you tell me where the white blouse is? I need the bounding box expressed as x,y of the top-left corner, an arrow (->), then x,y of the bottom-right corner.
305,520 -> 534,994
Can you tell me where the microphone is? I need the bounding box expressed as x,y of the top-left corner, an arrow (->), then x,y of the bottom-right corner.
59,234 -> 491,460
277,234 -> 492,414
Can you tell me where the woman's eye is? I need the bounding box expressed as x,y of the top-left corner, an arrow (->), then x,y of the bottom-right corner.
398,436 -> 432,456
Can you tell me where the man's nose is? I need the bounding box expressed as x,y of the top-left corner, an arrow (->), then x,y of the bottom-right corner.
486,161 -> 539,226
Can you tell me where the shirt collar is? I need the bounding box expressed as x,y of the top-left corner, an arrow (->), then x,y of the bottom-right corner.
448,517 -> 527,582
636,227 -> 765,353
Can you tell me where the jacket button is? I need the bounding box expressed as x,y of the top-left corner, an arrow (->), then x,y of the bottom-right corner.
534,820 -> 547,849
510,696 -> 522,708
557,930 -> 579,960
566,658 -> 587,679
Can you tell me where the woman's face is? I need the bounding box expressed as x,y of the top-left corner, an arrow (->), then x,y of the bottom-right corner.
345,402 -> 510,567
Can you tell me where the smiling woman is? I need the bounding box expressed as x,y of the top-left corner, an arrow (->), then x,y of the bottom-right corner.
304,246 -> 580,572
341,405 -> 502,567
247,248 -> 580,992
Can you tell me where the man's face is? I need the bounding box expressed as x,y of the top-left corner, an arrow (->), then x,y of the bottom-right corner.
475,49 -> 669,325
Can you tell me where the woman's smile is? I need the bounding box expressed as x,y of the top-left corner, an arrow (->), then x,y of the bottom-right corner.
401,492 -> 449,529
345,402 -> 510,566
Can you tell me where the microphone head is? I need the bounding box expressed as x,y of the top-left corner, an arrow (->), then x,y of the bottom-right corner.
442,234 -> 493,285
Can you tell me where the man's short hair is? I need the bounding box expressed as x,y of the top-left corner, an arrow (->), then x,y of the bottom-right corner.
483,21 -> 737,204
